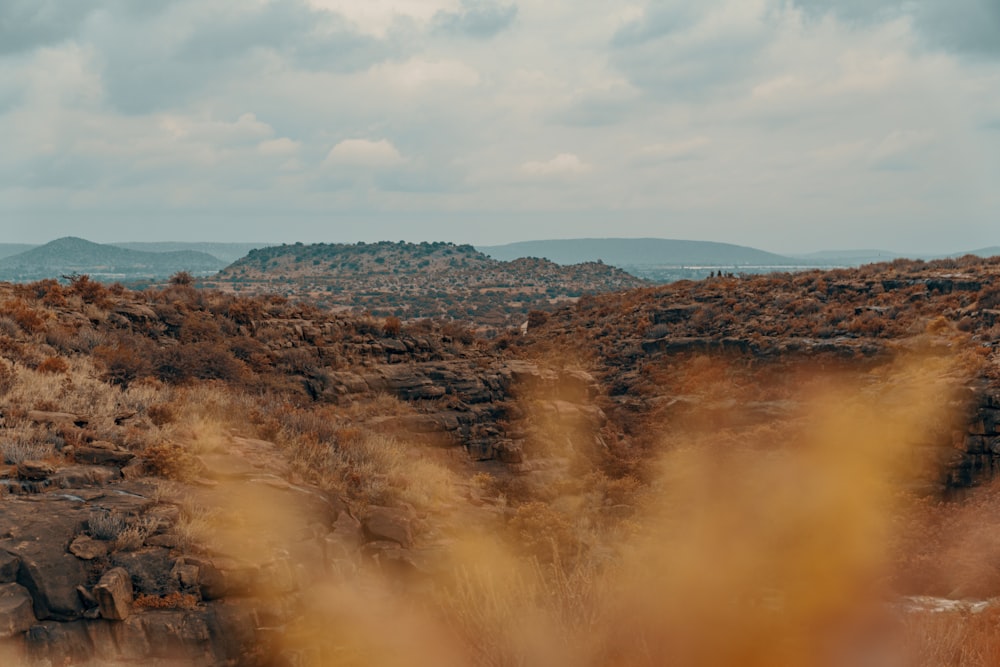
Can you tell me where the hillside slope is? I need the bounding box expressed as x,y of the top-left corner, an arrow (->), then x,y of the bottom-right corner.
211,240 -> 647,325
0,237 -> 225,281
113,242 -> 268,264
0,244 -> 36,260
4,257 -> 1000,662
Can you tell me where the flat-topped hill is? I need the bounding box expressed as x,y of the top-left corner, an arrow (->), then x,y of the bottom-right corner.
212,240 -> 647,325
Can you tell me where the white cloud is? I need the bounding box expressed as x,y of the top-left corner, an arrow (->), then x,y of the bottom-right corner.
1,0 -> 998,252
323,139 -> 406,167
868,129 -> 934,169
158,113 -> 274,145
520,153 -> 592,177
303,0 -> 458,36
258,137 -> 301,156
370,57 -> 480,89
634,138 -> 711,164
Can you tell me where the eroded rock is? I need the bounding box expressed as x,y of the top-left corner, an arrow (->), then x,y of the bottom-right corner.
363,506 -> 413,547
0,583 -> 36,638
94,568 -> 133,621
68,535 -> 108,561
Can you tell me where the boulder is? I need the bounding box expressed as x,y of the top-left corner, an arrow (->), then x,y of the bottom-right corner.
114,303 -> 158,322
24,621 -> 95,664
380,338 -> 409,355
94,567 -> 133,621
326,372 -> 369,394
0,552 -> 19,584
0,500 -> 90,621
140,609 -> 213,662
0,583 -> 36,638
16,461 -> 53,481
365,368 -> 447,400
171,560 -> 200,591
363,507 -> 413,547
73,445 -> 135,467
329,511 -> 364,549
69,535 -> 108,561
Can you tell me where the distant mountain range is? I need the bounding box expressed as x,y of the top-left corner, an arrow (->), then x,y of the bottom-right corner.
960,247 -> 1000,259
0,244 -> 36,260
476,238 -> 1000,282
112,242 -> 268,264
478,238 -> 798,267
1,236 -> 998,286
786,249 -> 903,264
0,237 -> 226,282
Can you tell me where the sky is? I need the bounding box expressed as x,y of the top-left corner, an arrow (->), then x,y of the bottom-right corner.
1,0 -> 998,254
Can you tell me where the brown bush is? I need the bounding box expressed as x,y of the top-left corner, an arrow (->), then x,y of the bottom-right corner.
383,315 -> 402,337
224,298 -> 264,327
36,356 -> 69,374
147,403 -> 175,426
152,343 -> 246,384
143,441 -> 201,480
169,271 -> 194,287
3,300 -> 45,333
94,344 -> 152,388
66,274 -> 110,307
21,279 -> 68,307
527,310 -> 549,329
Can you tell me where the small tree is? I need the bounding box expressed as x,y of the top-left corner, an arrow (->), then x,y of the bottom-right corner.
169,271 -> 194,287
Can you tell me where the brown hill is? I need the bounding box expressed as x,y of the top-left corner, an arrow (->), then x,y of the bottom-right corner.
210,240 -> 647,326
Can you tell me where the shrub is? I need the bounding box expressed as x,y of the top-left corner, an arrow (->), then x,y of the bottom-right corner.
94,344 -> 151,388
169,271 -> 194,287
143,441 -> 201,481
88,510 -> 128,540
36,356 -> 69,374
1,438 -> 54,465
527,310 -> 550,329
3,300 -> 44,333
114,517 -> 158,552
0,362 -> 14,396
66,274 -> 110,307
147,403 -> 175,426
383,316 -> 402,337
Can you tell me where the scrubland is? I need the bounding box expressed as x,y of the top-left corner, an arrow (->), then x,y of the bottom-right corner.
2,258 -> 1000,665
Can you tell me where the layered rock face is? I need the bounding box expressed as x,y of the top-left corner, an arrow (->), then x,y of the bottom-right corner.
951,391 -> 1000,488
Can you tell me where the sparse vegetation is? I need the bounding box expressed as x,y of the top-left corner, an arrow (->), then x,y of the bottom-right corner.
1,256 -> 1000,664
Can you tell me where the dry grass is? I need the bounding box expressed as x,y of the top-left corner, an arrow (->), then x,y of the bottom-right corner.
113,517 -> 158,552
87,510 -> 128,541
901,609 -> 1000,666
0,435 -> 55,464
6,278 -> 1000,666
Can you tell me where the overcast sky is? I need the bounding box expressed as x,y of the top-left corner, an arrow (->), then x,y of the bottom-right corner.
2,0 -> 998,253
